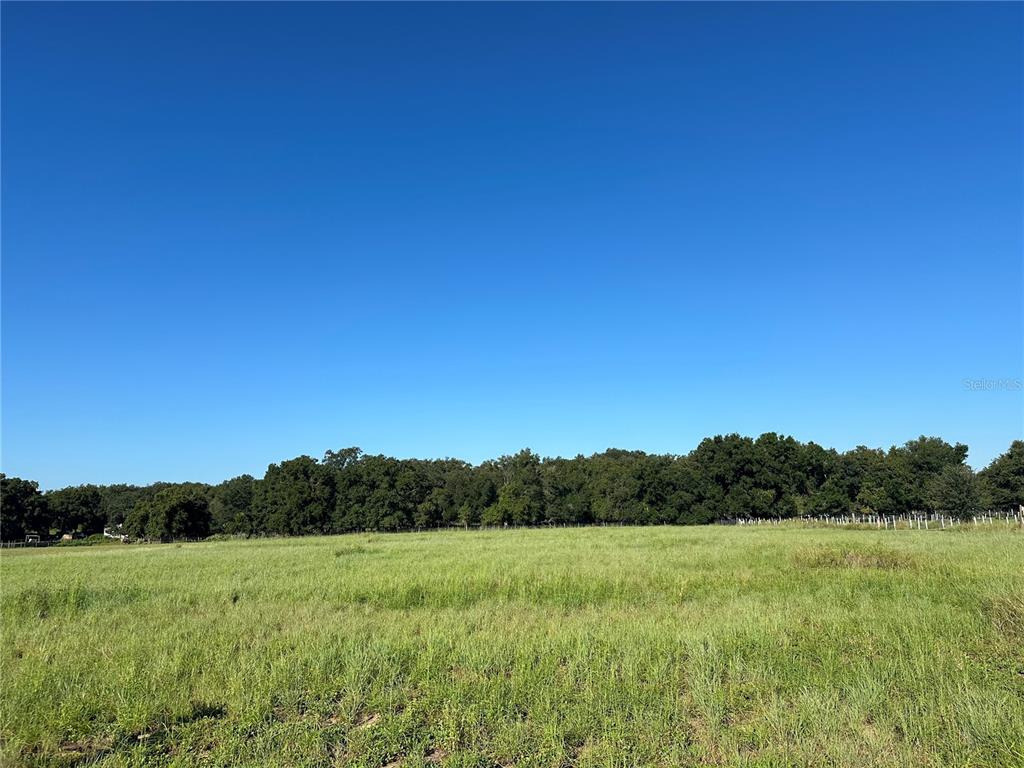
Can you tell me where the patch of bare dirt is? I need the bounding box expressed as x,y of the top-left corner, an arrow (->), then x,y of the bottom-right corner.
355,712 -> 381,729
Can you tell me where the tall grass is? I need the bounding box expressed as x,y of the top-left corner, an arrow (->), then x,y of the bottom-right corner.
1,526 -> 1022,767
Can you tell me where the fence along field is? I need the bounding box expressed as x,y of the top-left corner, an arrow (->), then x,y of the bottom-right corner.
2,524 -> 1022,767
2,509 -> 1022,548
740,509 -> 1024,529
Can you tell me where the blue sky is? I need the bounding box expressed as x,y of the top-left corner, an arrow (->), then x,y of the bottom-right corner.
2,2 -> 1021,489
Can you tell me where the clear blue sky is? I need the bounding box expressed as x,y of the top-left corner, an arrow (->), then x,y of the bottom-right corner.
2,2 -> 1022,489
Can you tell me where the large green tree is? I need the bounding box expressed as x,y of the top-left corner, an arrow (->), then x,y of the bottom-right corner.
891,436 -> 969,511
926,465 -> 983,518
210,475 -> 257,534
257,456 -> 334,535
0,475 -> 49,541
46,485 -> 104,535
482,450 -> 545,526
979,440 -> 1024,510
100,484 -> 159,528
125,484 -> 211,540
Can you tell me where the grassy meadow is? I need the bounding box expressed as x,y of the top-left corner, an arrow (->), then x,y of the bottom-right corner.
1,526 -> 1022,768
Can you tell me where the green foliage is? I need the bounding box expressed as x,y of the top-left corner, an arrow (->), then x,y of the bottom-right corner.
891,436 -> 969,511
926,464 -> 984,518
209,475 -> 257,534
855,481 -> 890,515
46,484 -> 104,536
485,449 -> 545,526
98,483 -> 155,527
257,456 -> 334,535
543,456 -> 593,524
3,436 -> 1017,540
0,474 -> 48,541
979,440 -> 1024,510
124,484 -> 211,540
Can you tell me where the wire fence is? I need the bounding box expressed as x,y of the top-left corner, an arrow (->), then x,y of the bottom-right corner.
0,536 -> 207,549
732,509 -> 1024,530
2,511 -> 1021,548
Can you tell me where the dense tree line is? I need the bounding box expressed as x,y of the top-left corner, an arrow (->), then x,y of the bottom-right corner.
2,436 -> 1022,541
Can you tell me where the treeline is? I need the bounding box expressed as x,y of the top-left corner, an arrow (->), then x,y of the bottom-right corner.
1,435 -> 1022,542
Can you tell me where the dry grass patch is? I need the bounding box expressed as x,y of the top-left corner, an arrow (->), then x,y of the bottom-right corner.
793,544 -> 917,570
986,592 -> 1024,641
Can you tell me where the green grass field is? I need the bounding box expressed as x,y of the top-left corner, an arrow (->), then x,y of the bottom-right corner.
1,526 -> 1022,768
